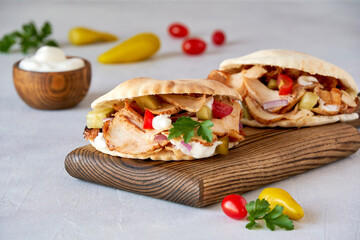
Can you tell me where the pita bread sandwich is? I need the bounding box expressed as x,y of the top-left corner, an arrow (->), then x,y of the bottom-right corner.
83,77 -> 245,161
208,49 -> 359,127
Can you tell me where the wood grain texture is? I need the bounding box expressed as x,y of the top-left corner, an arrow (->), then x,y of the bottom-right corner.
13,58 -> 91,110
65,123 -> 360,207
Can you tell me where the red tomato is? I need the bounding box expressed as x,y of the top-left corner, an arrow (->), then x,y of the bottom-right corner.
212,30 -> 226,45
168,23 -> 189,38
143,109 -> 154,129
277,74 -> 293,95
212,99 -> 233,118
221,194 -> 248,220
182,38 -> 206,55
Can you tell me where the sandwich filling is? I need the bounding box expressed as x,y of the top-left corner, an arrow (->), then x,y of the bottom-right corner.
208,65 -> 359,125
84,94 -> 245,159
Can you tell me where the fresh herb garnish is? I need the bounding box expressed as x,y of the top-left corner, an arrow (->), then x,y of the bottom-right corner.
168,117 -> 214,143
246,199 -> 294,231
0,21 -> 58,54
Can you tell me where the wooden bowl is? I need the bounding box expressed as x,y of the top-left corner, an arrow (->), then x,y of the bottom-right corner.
13,57 -> 91,110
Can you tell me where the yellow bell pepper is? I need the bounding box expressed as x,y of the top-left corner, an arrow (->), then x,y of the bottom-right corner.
69,27 -> 118,45
98,32 -> 160,64
259,188 -> 304,220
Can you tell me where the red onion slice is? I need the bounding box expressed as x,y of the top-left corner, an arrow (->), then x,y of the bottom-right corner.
103,117 -> 114,122
181,141 -> 192,151
239,122 -> 243,130
262,100 -> 288,110
154,134 -> 168,143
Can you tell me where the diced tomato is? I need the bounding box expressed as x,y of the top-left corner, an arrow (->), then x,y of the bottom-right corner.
277,74 -> 293,95
212,100 -> 233,119
143,109 -> 154,129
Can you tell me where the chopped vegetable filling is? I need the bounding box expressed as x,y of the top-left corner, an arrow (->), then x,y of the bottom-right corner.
83,93 -> 243,158
209,65 -> 359,124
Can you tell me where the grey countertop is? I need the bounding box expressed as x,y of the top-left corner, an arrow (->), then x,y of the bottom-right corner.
1,1 -> 360,239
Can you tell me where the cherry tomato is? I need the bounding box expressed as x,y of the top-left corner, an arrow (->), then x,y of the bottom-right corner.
182,38 -> 207,55
221,194 -> 248,220
212,30 -> 226,45
143,109 -> 154,129
212,99 -> 233,118
168,23 -> 189,38
277,74 -> 293,95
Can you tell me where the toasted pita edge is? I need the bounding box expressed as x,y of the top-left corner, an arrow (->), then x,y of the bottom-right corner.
241,113 -> 358,128
219,49 -> 358,98
89,139 -> 239,161
91,78 -> 241,109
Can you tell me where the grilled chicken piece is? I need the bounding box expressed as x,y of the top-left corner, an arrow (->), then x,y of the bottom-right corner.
312,87 -> 341,115
244,96 -> 284,124
207,70 -> 230,85
262,67 -> 282,79
147,102 -> 181,115
103,106 -> 168,155
114,101 -> 142,114
341,90 -> 357,108
244,78 -> 281,105
227,72 -> 247,98
283,104 -> 314,120
340,103 -> 359,114
244,96 -> 316,124
83,127 -> 100,140
159,94 -> 206,112
278,85 -> 306,114
318,76 -> 338,90
242,65 -> 267,79
229,129 -> 245,142
208,66 -> 267,99
340,93 -> 359,114
244,78 -> 289,113
302,82 -> 323,91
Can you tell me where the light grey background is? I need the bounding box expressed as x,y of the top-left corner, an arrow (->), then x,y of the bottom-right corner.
1,1 -> 360,239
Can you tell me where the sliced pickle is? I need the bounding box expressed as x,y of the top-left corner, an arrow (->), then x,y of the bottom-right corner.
267,79 -> 278,90
241,100 -> 253,120
196,105 -> 212,120
134,95 -> 161,110
216,136 -> 229,155
299,92 -> 319,110
86,108 -> 114,129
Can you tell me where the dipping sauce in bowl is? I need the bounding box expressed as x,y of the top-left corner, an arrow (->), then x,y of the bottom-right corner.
13,46 -> 91,110
19,46 -> 85,72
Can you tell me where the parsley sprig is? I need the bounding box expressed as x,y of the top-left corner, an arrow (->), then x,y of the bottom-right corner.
246,199 -> 294,231
0,21 -> 58,54
168,117 -> 214,143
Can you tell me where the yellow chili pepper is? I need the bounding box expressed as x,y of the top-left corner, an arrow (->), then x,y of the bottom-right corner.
98,32 -> 160,64
69,27 -> 118,45
259,188 -> 304,220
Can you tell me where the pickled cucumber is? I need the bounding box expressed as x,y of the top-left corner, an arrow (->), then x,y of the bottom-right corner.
216,136 -> 229,155
86,108 -> 114,129
267,79 -> 278,90
241,101 -> 252,120
134,95 -> 161,110
196,105 -> 212,120
299,92 -> 319,110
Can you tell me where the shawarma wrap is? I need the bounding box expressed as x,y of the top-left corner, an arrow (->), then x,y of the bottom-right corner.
208,49 -> 359,127
83,77 -> 245,161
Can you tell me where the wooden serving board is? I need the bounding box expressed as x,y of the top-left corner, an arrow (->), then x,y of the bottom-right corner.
65,122 -> 360,207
